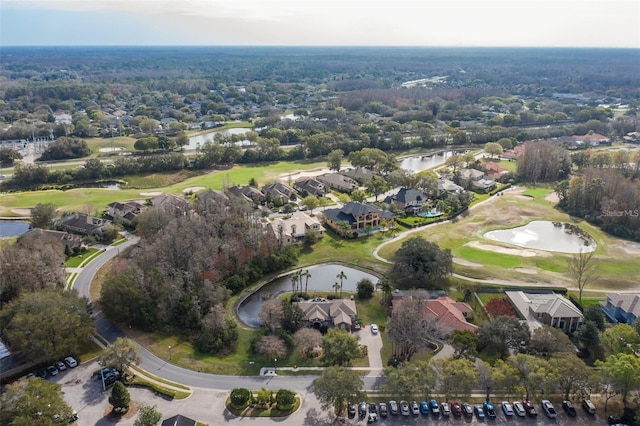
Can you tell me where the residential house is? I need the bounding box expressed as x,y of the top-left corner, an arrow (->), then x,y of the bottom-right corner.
150,194 -> 192,213
227,185 -> 266,205
505,291 -> 583,333
573,132 -> 611,147
342,166 -> 375,184
59,213 -> 107,237
483,161 -> 509,179
297,299 -> 358,330
161,414 -> 196,426
270,211 -> 325,245
262,181 -> 297,204
384,188 -> 429,214
294,177 -> 329,197
437,178 -> 464,193
392,296 -> 477,334
20,229 -> 82,250
105,200 -> 145,225
456,168 -> 496,193
317,173 -> 358,193
322,202 -> 394,237
601,293 -> 640,325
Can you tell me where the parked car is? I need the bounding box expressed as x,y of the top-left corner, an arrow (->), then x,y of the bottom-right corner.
562,400 -> 577,417
68,412 -> 78,424
474,404 -> 485,420
64,356 -> 78,368
583,399 -> 596,415
523,399 -> 538,417
55,361 -> 67,371
389,400 -> 399,415
378,402 -> 388,417
441,402 -> 451,417
358,402 -> 367,419
26,372 -> 36,379
370,324 -> 379,334
369,403 -> 377,415
46,365 -> 59,376
451,401 -> 462,416
410,401 -> 419,415
400,400 -> 410,416
348,402 -> 356,418
419,401 -> 429,415
36,369 -> 48,379
462,402 -> 474,418
513,401 -> 526,417
502,401 -> 514,416
429,399 -> 440,416
484,401 -> 497,419
608,415 -> 624,425
541,400 -> 557,419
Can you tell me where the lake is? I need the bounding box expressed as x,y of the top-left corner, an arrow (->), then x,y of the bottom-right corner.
484,220 -> 596,253
0,221 -> 30,238
186,128 -> 252,150
399,150 -> 469,173
236,264 -> 379,327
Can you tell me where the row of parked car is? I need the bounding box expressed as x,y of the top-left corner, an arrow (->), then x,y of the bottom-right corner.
27,356 -> 78,380
349,398 -> 597,422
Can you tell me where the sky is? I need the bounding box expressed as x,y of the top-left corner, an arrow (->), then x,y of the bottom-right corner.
1,0 -> 639,48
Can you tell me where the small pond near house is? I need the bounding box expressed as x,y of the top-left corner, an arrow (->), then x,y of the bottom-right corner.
398,149 -> 469,174
483,220 -> 596,253
237,264 -> 379,328
0,221 -> 30,238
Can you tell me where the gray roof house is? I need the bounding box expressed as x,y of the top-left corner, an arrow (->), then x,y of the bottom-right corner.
270,211 -> 325,245
297,299 -> 358,330
505,291 -> 583,333
262,181 -> 297,202
317,173 -> 358,193
322,202 -> 394,237
456,168 -> 496,193
105,200 -> 145,225
227,185 -> 266,205
601,293 -> 640,325
384,188 -> 428,213
342,166 -> 375,184
59,213 -> 107,237
437,178 -> 464,193
294,177 -> 329,197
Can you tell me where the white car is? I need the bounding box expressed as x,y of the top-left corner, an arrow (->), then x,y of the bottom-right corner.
541,400 -> 557,419
501,401 -> 514,416
512,401 -> 526,417
64,356 -> 78,368
370,324 -> 379,334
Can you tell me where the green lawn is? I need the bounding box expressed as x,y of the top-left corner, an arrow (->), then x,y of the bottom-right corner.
521,186 -> 553,198
453,246 -> 522,268
66,248 -> 101,267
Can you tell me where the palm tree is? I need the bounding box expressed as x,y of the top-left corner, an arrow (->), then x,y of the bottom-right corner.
291,273 -> 299,297
336,270 -> 347,298
378,277 -> 394,306
332,281 -> 341,296
303,269 -> 311,296
296,269 -> 304,294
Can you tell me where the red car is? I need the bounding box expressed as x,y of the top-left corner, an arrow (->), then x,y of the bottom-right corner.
522,400 -> 538,417
451,402 -> 463,416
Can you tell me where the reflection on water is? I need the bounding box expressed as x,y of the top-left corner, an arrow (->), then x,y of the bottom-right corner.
186,128 -> 251,150
484,220 -> 596,253
399,150 -> 466,173
0,221 -> 30,238
237,264 -> 378,327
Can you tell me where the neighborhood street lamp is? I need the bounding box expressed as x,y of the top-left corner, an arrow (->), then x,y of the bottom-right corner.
168,345 -> 172,361
274,358 -> 277,373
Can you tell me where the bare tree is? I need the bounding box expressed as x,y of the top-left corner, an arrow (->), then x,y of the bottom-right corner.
567,249 -> 599,304
258,298 -> 285,333
293,328 -> 323,357
255,335 -> 287,359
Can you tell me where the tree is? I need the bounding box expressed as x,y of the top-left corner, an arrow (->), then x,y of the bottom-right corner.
109,381 -> 131,413
445,154 -> 464,173
596,353 -> 640,405
431,356 -> 479,400
350,189 -> 368,202
550,355 -> 599,401
388,236 -> 453,289
255,335 -> 287,359
258,298 -> 285,333
294,327 -> 323,357
313,366 -> 365,416
275,389 -> 296,410
490,359 -> 525,399
0,147 -> 22,166
302,195 -> 319,213
584,304 -> 606,331
0,289 -> 94,361
175,132 -> 189,150
448,330 -> 479,360
99,337 -> 141,372
301,269 -> 311,295
602,324 -> 640,355
322,328 -> 361,366
485,298 -> 516,317
281,300 -> 304,334
356,278 -> 375,300
327,149 -> 344,172
384,361 -> 436,401
336,270 -> 347,298
388,292 -> 442,361
477,315 -> 530,359
229,388 -> 251,407
134,404 -> 162,426
529,325 -> 574,358
507,353 -> 554,400
365,175 -> 388,201
575,320 -> 601,351
484,142 -> 504,159
0,378 -> 74,425
567,249 -> 599,304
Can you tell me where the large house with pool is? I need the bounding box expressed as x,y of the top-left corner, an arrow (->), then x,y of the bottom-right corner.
322,202 -> 394,238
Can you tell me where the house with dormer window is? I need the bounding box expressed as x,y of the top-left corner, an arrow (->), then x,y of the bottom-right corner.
322,202 -> 394,237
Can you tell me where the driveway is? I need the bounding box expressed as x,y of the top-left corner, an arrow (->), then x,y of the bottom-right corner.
357,325 -> 384,376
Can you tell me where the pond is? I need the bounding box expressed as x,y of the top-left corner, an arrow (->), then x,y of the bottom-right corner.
186,128 -> 251,151
398,149 -> 469,174
237,264 -> 379,327
0,221 -> 30,238
483,220 -> 596,253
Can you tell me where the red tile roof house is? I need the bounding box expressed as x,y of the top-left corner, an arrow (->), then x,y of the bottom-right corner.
483,161 -> 508,179
392,296 -> 477,334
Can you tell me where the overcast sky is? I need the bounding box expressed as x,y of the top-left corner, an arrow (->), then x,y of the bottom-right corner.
2,0 -> 639,48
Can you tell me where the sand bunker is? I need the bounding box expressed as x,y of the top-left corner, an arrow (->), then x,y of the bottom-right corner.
139,191 -> 162,196
616,241 -> 640,255
544,192 -> 560,203
10,208 -> 32,216
514,267 -> 539,274
182,186 -> 206,193
465,240 -> 551,257
453,257 -> 482,267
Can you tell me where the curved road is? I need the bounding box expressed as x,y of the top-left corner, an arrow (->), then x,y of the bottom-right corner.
72,234 -> 387,391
